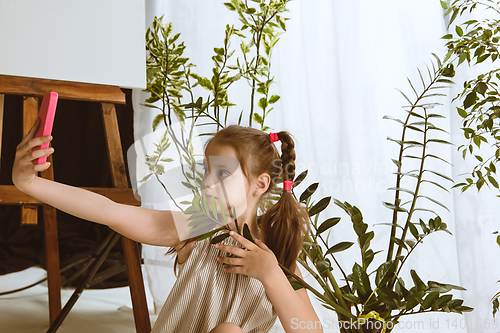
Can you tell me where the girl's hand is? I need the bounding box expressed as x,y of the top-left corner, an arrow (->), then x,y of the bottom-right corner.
214,231 -> 282,284
12,117 -> 54,190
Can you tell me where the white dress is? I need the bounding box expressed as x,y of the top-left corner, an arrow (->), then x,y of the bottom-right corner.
151,229 -> 278,333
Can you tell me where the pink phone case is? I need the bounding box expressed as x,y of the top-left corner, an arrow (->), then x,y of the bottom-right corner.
32,92 -> 58,165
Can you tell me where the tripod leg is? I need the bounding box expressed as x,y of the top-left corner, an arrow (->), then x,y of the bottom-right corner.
46,232 -> 121,333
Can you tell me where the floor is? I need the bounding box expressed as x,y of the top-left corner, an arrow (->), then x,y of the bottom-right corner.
0,266 -> 286,333
0,266 -> 156,333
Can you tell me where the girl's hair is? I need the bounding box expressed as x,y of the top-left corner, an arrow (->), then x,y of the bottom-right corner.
166,125 -> 310,277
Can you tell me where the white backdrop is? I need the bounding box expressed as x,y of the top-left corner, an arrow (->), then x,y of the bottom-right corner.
0,0 -> 146,88
131,1 -> 500,332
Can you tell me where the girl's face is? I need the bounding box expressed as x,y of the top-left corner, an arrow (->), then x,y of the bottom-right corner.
201,141 -> 250,219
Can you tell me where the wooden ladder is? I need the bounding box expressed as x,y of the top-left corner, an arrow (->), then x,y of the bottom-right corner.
0,74 -> 151,333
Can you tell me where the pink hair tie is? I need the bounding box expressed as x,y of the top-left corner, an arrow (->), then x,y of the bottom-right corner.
283,180 -> 294,191
269,132 -> 279,143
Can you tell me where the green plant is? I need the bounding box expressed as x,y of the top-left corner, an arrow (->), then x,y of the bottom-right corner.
442,0 -> 500,193
440,0 -> 500,319
141,1 -> 290,239
141,2 -> 476,332
277,52 -> 473,332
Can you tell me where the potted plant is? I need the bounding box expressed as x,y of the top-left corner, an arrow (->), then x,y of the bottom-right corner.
140,1 -> 476,332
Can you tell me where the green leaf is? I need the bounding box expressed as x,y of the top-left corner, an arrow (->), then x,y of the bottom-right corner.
293,170 -> 308,188
258,97 -> 267,110
409,222 -> 420,239
392,159 -> 402,168
316,217 -> 341,235
342,293 -> 361,304
245,7 -> 256,14
427,139 -> 454,146
214,47 -> 225,55
242,223 -> 255,244
489,176 -> 499,189
442,63 -> 455,77
464,91 -> 477,109
253,112 -> 263,124
325,242 -> 354,255
201,194 -> 210,215
316,260 -> 331,274
420,219 -> 429,233
352,263 -> 372,298
435,294 -> 453,309
459,53 -> 467,67
210,196 -> 218,219
410,270 -> 427,291
454,305 -> 474,313
421,291 -> 440,310
182,181 -> 197,190
219,200 -> 227,225
375,260 -> 397,287
139,173 -> 153,183
382,201 -> 409,213
289,280 -> 304,290
387,187 -> 415,196
392,237 -> 408,251
476,82 -> 488,96
383,115 -> 404,125
300,183 -> 318,202
377,287 -> 400,307
152,114 -> 165,131
405,240 -> 416,248
269,95 -> 280,104
210,232 -> 231,244
418,195 -> 450,212
238,110 -> 244,125
455,25 -> 463,37
425,170 -> 453,182
308,197 -> 331,217
198,227 -> 224,241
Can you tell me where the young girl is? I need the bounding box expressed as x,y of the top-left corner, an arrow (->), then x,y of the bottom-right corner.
12,121 -> 324,333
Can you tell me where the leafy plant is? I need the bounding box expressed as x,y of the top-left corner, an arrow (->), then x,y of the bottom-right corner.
141,2 -> 476,332
440,0 -> 500,319
277,53 -> 473,332
142,2 -> 290,239
442,0 -> 500,193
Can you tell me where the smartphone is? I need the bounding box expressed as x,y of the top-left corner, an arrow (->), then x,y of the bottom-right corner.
32,91 -> 58,165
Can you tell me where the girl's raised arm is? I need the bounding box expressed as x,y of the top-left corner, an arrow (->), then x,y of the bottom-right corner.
12,118 -> 183,247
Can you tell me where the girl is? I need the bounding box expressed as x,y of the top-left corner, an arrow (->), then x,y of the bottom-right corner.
12,120 -> 324,333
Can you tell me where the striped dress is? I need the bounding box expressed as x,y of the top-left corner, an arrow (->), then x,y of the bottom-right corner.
151,229 -> 278,333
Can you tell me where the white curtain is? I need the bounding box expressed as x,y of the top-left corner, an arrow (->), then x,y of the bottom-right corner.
131,1 -> 500,332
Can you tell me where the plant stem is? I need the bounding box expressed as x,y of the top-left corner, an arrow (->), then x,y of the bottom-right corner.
390,108 -> 430,289
279,262 -> 356,320
249,28 -> 262,126
386,67 -> 443,263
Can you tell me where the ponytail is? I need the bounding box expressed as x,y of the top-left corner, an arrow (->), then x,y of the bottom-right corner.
260,131 -> 310,274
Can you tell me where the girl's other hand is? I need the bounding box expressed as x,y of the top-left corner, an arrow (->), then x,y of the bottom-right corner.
214,231 -> 282,285
12,117 -> 54,190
